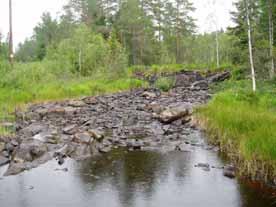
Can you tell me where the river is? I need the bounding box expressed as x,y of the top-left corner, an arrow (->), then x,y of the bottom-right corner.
0,130 -> 274,207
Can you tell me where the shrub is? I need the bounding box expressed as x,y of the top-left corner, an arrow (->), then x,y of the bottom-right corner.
155,77 -> 175,92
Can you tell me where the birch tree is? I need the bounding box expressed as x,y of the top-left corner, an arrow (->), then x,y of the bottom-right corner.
268,0 -> 274,79
246,0 -> 256,92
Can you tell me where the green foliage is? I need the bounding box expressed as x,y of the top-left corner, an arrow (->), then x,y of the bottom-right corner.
47,25 -> 127,77
155,77 -> 175,92
198,81 -> 276,179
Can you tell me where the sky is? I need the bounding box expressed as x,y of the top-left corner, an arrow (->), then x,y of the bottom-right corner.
0,0 -> 236,47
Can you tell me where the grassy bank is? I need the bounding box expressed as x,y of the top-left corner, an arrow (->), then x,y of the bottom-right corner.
0,61 -> 148,135
197,80 -> 276,183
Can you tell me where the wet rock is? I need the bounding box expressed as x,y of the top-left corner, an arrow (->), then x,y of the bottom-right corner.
142,91 -> 157,99
73,132 -> 93,144
99,146 -> 112,153
13,140 -> 48,162
195,163 -> 210,171
21,123 -> 46,136
5,143 -> 15,153
55,168 -> 68,172
158,104 -> 191,124
0,156 -> 9,166
195,163 -> 210,168
223,165 -> 236,178
89,129 -> 104,141
63,125 -> 78,135
4,163 -> 25,176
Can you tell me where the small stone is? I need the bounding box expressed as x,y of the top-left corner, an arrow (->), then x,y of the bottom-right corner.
223,165 -> 236,178
10,140 -> 19,147
195,163 -> 210,168
142,91 -> 157,99
68,100 -> 86,107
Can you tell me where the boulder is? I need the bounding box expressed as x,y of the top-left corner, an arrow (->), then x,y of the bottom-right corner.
13,140 -> 48,162
158,104 -> 192,124
21,123 -> 46,136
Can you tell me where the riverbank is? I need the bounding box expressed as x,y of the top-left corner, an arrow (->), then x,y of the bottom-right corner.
197,80 -> 276,187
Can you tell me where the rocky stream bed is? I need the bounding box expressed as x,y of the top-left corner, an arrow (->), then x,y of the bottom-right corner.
0,70 -> 234,177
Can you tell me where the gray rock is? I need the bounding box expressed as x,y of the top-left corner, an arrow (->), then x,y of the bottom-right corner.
191,80 -> 209,91
21,123 -> 46,136
5,143 -> 14,153
68,100 -> 86,107
0,142 -> 5,152
73,132 -> 93,144
14,140 -> 48,162
158,104 -> 192,124
63,125 -> 78,135
89,129 -> 104,141
223,165 -> 236,178
142,91 -> 157,99
0,156 -> 9,166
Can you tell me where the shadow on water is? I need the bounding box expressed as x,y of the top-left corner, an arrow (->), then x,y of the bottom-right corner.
0,145 -> 275,207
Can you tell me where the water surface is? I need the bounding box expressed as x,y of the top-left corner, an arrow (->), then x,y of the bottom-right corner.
0,134 -> 275,207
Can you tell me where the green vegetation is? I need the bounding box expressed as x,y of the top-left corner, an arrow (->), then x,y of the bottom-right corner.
198,80 -> 276,181
155,77 -> 175,92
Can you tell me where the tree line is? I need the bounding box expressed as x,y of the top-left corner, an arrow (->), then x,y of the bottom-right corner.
0,0 -> 275,89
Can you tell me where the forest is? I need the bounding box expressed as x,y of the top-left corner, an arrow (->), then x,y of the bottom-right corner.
0,0 -> 276,204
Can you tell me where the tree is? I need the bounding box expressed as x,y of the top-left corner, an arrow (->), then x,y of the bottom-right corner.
9,0 -> 14,65
268,0 -> 274,78
33,12 -> 59,60
246,0 -> 256,92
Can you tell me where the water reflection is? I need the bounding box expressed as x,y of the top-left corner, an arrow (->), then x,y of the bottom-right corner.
0,148 -> 275,207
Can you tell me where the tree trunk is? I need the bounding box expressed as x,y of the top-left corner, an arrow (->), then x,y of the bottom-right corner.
246,0 -> 256,92
9,0 -> 14,65
215,30 -> 220,68
268,0 -> 274,79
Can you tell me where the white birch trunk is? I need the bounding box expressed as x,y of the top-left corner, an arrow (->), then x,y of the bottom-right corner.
246,0 -> 256,92
268,0 -> 274,79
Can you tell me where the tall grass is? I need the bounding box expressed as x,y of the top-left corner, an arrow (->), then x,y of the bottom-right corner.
0,61 -> 148,134
198,80 -> 276,182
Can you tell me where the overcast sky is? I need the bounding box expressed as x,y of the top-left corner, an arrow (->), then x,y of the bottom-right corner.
0,0 -> 236,47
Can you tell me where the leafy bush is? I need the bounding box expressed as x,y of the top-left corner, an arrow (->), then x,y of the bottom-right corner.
155,77 -> 175,92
